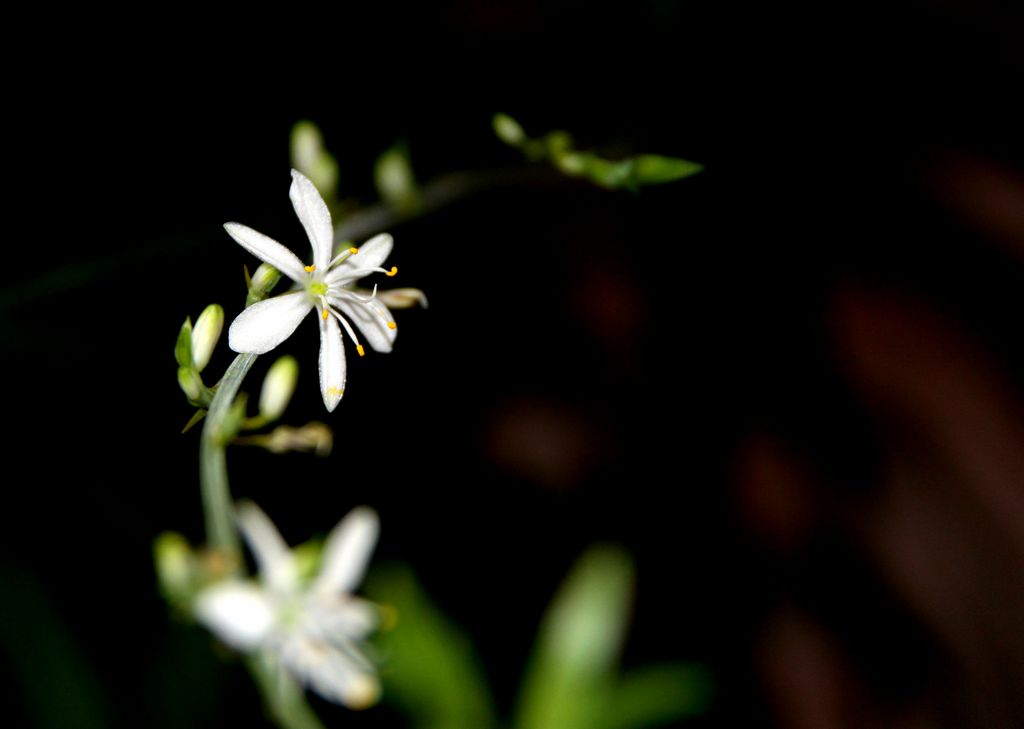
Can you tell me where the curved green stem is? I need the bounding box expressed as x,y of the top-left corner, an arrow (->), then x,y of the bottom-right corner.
200,352 -> 258,557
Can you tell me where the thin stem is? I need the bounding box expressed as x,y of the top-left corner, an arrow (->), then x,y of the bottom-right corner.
332,167 -> 559,244
200,351 -> 258,557
247,656 -> 327,729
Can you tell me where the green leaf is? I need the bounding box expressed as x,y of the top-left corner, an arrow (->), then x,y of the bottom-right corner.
513,545 -> 634,729
180,409 -> 207,434
0,566 -> 113,729
365,563 -> 496,729
175,317 -> 193,368
630,155 -> 704,185
604,664 -> 714,729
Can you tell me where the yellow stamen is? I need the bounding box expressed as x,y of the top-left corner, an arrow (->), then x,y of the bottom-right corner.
387,321 -> 397,330
321,309 -> 329,321
349,247 -> 359,255
386,266 -> 398,277
304,265 -> 316,272
327,386 -> 344,397
356,344 -> 366,357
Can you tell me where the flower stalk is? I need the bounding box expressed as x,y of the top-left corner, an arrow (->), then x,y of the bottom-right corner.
200,351 -> 258,559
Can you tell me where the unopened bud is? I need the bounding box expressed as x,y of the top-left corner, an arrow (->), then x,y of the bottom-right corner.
191,304 -> 223,373
290,120 -> 340,199
377,287 -> 429,309
219,394 -> 248,444
493,113 -> 526,146
343,674 -> 381,711
178,366 -> 203,401
247,263 -> 282,306
154,531 -> 194,602
374,145 -> 420,212
174,318 -> 193,368
259,356 -> 299,421
554,151 -> 588,176
545,130 -> 573,157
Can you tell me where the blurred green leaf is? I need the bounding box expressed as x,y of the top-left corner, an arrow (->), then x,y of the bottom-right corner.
605,663 -> 714,729
365,564 -> 496,729
0,566 -> 113,729
630,155 -> 704,185
513,545 -> 634,729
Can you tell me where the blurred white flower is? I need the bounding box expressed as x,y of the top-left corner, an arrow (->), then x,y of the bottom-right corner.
195,501 -> 381,709
226,169 -> 400,411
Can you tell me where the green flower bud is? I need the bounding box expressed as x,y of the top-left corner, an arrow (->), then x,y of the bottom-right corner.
290,120 -> 340,200
247,263 -> 282,306
374,145 -> 420,212
554,151 -> 588,176
177,366 -> 203,401
191,304 -> 223,373
154,531 -> 194,603
174,317 -> 193,368
545,130 -> 573,157
493,113 -> 527,146
219,394 -> 249,444
259,356 -> 299,422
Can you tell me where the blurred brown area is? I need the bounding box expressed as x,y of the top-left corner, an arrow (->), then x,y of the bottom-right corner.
738,282 -> 1024,727
5,1 -> 1024,728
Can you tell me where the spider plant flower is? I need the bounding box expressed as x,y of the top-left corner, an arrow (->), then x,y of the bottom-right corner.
195,501 -> 381,709
226,169 -> 400,411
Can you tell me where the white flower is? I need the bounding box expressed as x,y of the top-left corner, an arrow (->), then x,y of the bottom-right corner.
195,501 -> 382,709
226,169 -> 399,411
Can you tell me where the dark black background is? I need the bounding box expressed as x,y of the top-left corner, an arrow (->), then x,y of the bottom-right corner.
4,2 -> 1024,727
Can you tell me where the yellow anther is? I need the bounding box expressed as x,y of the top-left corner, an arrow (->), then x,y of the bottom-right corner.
327,386 -> 344,396
387,321 -> 397,330
356,344 -> 366,357
321,309 -> 329,321
349,247 -> 359,254
304,265 -> 316,272
386,266 -> 398,277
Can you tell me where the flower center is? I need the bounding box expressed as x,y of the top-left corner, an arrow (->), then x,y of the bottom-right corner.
308,281 -> 328,297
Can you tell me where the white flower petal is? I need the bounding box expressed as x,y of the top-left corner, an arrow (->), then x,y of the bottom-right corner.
237,501 -> 299,593
289,169 -> 334,272
224,222 -> 306,282
228,293 -> 312,354
329,295 -> 397,353
310,596 -> 379,640
313,507 -> 379,597
318,313 -> 346,412
280,638 -> 379,709
325,233 -> 393,285
194,581 -> 275,650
